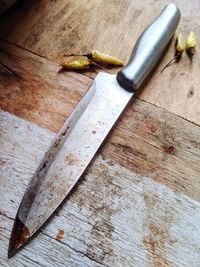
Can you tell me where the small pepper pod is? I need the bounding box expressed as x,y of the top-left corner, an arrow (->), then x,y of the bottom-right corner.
88,50 -> 124,66
175,32 -> 185,58
186,31 -> 197,56
61,57 -> 92,70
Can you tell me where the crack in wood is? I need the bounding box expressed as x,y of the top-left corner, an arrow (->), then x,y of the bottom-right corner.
138,97 -> 200,128
40,231 -> 105,266
0,211 -> 14,221
21,253 -> 46,267
0,37 -> 47,61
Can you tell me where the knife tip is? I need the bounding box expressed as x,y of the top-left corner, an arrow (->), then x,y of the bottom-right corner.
8,216 -> 30,258
7,248 -> 16,259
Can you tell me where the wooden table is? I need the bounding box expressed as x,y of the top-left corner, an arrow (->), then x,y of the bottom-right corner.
0,1 -> 200,266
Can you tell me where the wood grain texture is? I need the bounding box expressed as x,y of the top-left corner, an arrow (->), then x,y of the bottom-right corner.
0,0 -> 200,124
0,40 -> 92,132
0,38 -> 200,202
101,98 -> 200,201
1,38 -> 200,201
1,110 -> 200,267
1,1 -> 200,266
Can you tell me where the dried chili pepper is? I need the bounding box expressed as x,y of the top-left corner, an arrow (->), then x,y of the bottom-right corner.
87,50 -> 124,66
161,33 -> 184,73
61,57 -> 91,70
175,32 -> 185,57
186,31 -> 197,64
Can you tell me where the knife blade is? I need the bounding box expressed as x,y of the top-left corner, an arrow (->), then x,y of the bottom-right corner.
8,3 -> 180,257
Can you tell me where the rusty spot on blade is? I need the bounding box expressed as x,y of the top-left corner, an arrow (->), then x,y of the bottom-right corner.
65,153 -> 80,166
8,216 -> 30,257
56,229 -> 65,241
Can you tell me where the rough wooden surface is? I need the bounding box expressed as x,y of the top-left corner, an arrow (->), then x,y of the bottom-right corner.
1,39 -> 200,200
1,110 -> 200,267
0,1 -> 200,266
0,0 -> 200,124
0,40 -> 91,132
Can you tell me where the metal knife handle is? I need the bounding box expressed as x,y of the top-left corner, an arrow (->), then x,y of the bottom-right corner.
117,3 -> 180,91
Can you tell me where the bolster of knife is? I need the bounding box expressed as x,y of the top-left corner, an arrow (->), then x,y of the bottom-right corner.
116,3 -> 181,92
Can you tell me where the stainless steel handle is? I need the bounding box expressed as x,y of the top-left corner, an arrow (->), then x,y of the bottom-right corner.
117,3 -> 181,91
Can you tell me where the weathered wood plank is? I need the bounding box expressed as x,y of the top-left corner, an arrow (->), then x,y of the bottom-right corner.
0,216 -> 103,267
0,0 -> 200,124
0,0 -> 199,63
1,36 -> 200,137
1,110 -> 200,266
1,1 -> 200,266
101,98 -> 200,201
0,40 -> 92,133
1,42 -> 200,201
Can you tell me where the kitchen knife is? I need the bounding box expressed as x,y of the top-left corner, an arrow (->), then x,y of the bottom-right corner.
8,3 -> 180,256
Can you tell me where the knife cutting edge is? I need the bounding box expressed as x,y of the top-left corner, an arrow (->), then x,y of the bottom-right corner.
8,3 -> 180,257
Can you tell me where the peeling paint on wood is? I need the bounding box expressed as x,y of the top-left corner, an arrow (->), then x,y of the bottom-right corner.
56,229 -> 65,241
1,109 -> 200,266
